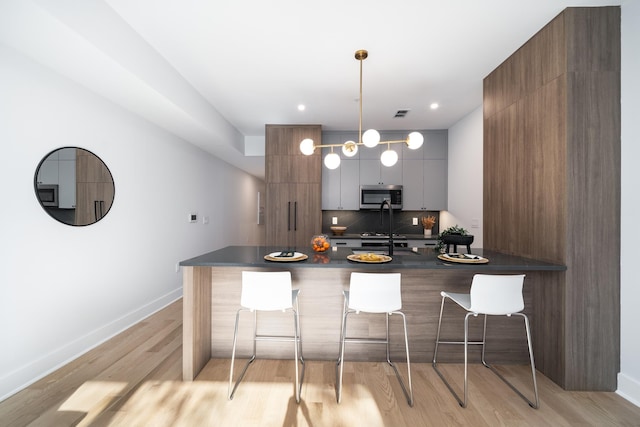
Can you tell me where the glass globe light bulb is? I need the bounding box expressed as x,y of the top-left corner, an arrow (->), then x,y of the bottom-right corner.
362,129 -> 380,147
324,152 -> 341,169
381,149 -> 398,167
299,138 -> 315,155
342,140 -> 358,157
407,132 -> 424,150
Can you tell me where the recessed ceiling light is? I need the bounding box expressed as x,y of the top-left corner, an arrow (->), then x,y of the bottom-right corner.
298,104 -> 306,111
430,103 -> 439,110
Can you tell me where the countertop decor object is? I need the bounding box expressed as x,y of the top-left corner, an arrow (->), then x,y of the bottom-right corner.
330,226 -> 347,236
436,225 -> 474,253
347,253 -> 392,263
264,252 -> 309,262
437,253 -> 488,264
422,216 -> 436,237
311,235 -> 331,252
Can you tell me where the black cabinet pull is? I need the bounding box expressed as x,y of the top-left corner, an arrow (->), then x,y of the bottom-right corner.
294,201 -> 298,231
287,201 -> 291,231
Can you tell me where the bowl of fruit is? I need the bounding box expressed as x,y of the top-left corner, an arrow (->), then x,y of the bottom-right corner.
311,234 -> 331,252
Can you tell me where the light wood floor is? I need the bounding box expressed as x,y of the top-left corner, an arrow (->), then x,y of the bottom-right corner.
1,299 -> 639,427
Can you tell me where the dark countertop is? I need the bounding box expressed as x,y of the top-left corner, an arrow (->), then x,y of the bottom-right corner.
180,246 -> 566,271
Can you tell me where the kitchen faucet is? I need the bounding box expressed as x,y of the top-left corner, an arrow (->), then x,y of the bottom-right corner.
380,199 -> 394,256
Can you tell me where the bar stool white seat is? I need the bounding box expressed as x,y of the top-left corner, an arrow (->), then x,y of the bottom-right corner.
336,272 -> 413,406
228,271 -> 304,402
432,273 -> 539,408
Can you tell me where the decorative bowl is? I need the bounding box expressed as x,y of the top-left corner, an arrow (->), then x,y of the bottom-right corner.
330,226 -> 347,236
311,234 -> 331,252
441,234 -> 474,246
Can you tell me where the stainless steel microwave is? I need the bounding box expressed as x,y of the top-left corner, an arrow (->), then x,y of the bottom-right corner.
37,184 -> 59,207
360,185 -> 403,209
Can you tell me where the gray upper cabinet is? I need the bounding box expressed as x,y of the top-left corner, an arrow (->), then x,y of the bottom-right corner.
321,155 -> 360,210
359,158 -> 402,185
402,130 -> 448,210
320,133 -> 361,210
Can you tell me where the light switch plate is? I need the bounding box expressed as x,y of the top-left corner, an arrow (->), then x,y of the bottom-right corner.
332,217 -> 338,225
189,213 -> 197,223
412,217 -> 418,225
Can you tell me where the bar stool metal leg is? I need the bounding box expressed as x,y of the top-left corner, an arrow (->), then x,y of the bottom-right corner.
432,292 -> 540,409
480,313 -> 539,409
229,306 -> 305,403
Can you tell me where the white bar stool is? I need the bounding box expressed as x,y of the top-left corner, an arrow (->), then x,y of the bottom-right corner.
336,272 -> 413,406
228,271 -> 304,402
432,274 -> 539,408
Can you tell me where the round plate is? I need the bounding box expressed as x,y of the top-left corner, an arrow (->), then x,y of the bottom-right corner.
264,252 -> 309,262
437,254 -> 489,264
347,254 -> 392,263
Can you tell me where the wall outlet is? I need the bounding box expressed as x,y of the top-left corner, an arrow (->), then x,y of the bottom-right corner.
202,216 -> 209,224
175,262 -> 180,273
189,213 -> 197,223
412,217 -> 418,226
471,218 -> 479,228
332,216 -> 338,225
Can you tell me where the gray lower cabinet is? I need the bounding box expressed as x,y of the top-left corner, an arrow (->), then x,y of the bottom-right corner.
330,238 -> 361,248
407,239 -> 437,248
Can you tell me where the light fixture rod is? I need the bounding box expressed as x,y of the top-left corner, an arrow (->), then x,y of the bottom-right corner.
356,49 -> 367,144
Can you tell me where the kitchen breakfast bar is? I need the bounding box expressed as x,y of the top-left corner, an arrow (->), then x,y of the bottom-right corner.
179,245 -> 566,384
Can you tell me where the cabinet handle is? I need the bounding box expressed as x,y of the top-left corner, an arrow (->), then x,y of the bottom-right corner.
336,242 -> 347,245
293,201 -> 298,231
287,201 -> 291,231
95,200 -> 106,221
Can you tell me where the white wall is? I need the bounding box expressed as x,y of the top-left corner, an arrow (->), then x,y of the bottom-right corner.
0,45 -> 265,401
443,106 -> 483,248
618,0 -> 640,407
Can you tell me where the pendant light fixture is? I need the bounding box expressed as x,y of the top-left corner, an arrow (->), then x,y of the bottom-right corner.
299,49 -> 424,169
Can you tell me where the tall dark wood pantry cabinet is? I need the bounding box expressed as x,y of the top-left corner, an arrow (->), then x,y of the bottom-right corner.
265,125 -> 322,248
483,7 -> 620,391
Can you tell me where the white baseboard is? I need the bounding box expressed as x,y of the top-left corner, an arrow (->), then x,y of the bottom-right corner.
0,288 -> 182,402
617,372 -> 640,408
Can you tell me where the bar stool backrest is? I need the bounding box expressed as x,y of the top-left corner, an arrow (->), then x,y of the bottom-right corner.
241,271 -> 293,311
348,272 -> 402,313
469,274 -> 525,315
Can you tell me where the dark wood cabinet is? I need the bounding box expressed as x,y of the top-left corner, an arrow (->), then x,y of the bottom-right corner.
265,125 -> 322,248
75,148 -> 114,225
483,7 -> 620,391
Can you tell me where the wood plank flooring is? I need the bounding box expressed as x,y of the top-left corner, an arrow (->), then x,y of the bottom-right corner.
1,299 -> 639,426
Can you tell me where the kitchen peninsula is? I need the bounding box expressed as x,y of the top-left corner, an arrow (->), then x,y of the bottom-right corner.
179,245 -> 565,383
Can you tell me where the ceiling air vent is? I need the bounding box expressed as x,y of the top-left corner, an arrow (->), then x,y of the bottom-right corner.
394,109 -> 410,118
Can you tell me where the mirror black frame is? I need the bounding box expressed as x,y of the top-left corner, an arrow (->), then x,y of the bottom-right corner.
34,147 -> 115,226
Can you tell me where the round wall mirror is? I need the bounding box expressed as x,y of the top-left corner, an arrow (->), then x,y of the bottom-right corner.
34,147 -> 115,226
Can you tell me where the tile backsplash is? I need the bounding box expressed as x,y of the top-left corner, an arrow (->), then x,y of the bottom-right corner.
322,210 -> 440,236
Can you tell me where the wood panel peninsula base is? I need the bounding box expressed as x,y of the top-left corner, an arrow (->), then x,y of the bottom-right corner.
180,246 -> 566,384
